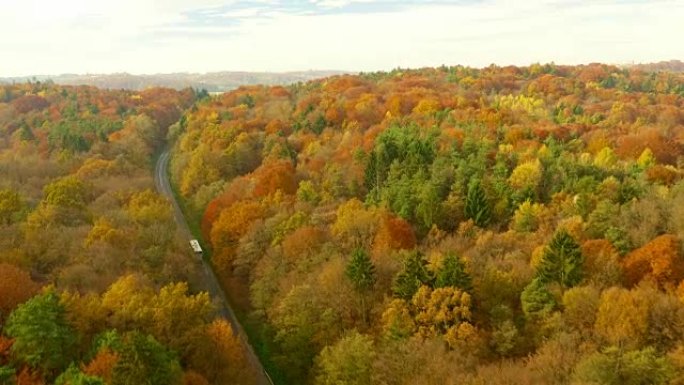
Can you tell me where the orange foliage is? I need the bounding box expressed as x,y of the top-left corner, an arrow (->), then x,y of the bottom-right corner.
190,319 -> 255,385
182,371 -> 210,385
0,336 -> 13,363
11,95 -> 49,114
83,348 -> 118,383
616,128 -> 682,164
16,367 -> 44,385
210,200 -> 265,273
0,263 -> 39,318
201,176 -> 253,238
646,165 -> 682,186
622,234 -> 684,287
581,239 -> 622,283
282,226 -> 326,264
265,119 -> 288,136
372,212 -> 416,256
251,161 -> 297,197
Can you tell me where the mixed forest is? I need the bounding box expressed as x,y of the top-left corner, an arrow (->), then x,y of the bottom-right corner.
170,63 -> 684,385
0,83 -> 255,384
3,62 -> 684,385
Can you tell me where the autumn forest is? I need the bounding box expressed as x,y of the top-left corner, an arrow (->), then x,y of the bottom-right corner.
2,63 -> 684,385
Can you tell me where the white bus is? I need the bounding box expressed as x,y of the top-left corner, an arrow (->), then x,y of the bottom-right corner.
189,239 -> 203,254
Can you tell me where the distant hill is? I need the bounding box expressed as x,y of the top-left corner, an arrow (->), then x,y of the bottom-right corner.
625,60 -> 684,72
0,70 -> 347,91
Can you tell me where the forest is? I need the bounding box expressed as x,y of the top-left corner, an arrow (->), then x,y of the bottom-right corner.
169,63 -> 684,385
2,63 -> 684,385
0,83 -> 255,384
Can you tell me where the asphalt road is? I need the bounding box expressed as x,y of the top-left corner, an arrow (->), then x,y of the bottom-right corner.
155,150 -> 273,385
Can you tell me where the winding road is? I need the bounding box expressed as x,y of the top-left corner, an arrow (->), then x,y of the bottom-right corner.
155,150 -> 273,385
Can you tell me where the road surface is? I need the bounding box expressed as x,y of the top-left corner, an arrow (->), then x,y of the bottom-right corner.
155,150 -> 273,385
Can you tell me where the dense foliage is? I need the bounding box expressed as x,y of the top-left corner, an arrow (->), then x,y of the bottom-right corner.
169,63 -> 684,384
0,82 -> 255,384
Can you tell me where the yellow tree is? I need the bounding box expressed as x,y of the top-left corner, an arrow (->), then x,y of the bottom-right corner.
594,286 -> 650,348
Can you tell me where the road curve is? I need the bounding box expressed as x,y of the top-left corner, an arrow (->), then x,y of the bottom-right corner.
155,150 -> 273,385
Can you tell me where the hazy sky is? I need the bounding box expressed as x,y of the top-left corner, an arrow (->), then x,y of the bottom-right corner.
1,0 -> 682,76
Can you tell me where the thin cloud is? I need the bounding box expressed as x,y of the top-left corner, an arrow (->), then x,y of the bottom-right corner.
0,0 -> 681,76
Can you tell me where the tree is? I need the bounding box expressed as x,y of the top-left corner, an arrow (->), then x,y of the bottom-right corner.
411,286 -> 474,344
271,284 -> 340,382
434,253 -> 472,292
520,278 -> 556,319
381,299 -> 416,340
314,332 -> 375,385
536,229 -> 583,293
0,366 -> 14,384
43,176 -> 89,209
112,332 -> 182,385
508,159 -> 542,193
511,200 -> 544,232
372,212 -> 416,256
346,249 -> 376,326
40,176 -> 90,225
392,251 -> 432,300
210,200 -> 265,273
251,160 -> 298,197
148,282 -> 214,355
595,286 -> 650,348
332,199 -> 378,249
189,320 -> 255,385
0,188 -> 22,225
0,263 -> 38,320
573,346 -> 674,385
83,348 -> 118,385
562,285 -> 600,335
464,179 -> 491,227
345,249 -> 376,293
55,365 -> 104,385
5,290 -> 77,376
622,234 -> 683,288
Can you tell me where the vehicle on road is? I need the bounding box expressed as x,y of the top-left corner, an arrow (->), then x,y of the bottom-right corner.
189,239 -> 203,254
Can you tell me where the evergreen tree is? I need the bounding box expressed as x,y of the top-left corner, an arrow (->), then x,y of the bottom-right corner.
18,123 -> 34,141
537,229 -> 583,293
346,249 -> 376,293
392,251 -> 432,300
434,253 -> 472,292
520,278 -> 556,319
464,179 -> 491,227
346,249 -> 377,325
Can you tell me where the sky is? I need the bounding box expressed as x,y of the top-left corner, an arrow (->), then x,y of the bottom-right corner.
1,0 -> 682,76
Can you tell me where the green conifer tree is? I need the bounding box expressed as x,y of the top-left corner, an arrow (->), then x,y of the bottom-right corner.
435,253 -> 472,292
392,251 -> 432,300
346,249 -> 376,293
537,229 -> 583,293
520,277 -> 556,319
464,179 -> 491,227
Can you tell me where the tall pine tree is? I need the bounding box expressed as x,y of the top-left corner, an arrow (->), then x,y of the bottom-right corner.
346,249 -> 376,326
464,179 -> 491,227
537,229 -> 583,293
435,253 -> 472,292
392,251 -> 432,300
346,249 -> 376,293
520,277 -> 556,319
